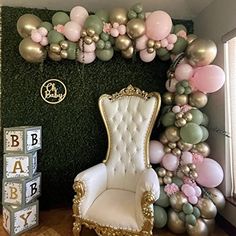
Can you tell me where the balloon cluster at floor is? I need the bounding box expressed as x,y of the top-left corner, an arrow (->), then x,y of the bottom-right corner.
17,2 -> 226,236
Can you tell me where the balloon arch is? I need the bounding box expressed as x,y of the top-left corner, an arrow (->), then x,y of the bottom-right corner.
17,3 -> 226,235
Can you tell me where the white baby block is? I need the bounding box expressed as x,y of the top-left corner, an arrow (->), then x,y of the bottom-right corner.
3,200 -> 39,236
4,126 -> 42,154
4,152 -> 37,179
3,173 -> 41,207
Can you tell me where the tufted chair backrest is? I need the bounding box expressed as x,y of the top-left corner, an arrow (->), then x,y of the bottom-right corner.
99,85 -> 161,192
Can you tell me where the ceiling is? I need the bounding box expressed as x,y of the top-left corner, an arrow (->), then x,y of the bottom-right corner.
0,0 -> 215,19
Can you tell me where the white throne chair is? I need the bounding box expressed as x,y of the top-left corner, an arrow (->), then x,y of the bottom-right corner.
73,85 -> 161,236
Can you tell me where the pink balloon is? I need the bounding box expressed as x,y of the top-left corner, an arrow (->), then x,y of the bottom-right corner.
183,185 -> 196,197
136,35 -> 148,51
191,65 -> 225,93
162,153 -> 179,171
167,34 -> 177,44
194,186 -> 202,197
181,151 -> 193,164
175,63 -> 194,81
161,39 -> 168,48
196,158 -> 224,188
110,28 -> 119,37
149,140 -> 165,164
140,49 -> 156,62
70,6 -> 89,26
31,31 -> 42,43
38,27 -> 48,36
64,21 -> 81,42
40,37 -> 48,46
118,25 -> 126,35
166,44 -> 174,51
146,11 -> 172,40
172,105 -> 181,113
79,40 -> 96,52
165,78 -> 178,92
77,51 -> 96,64
188,195 -> 198,204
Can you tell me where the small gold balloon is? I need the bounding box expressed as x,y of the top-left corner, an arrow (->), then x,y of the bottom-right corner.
197,198 -> 217,219
186,38 -> 217,67
189,91 -> 208,108
163,176 -> 172,184
175,94 -> 188,106
177,169 -> 185,178
192,142 -> 210,157
166,171 -> 173,177
205,188 -> 226,210
115,35 -> 132,50
177,118 -> 187,127
48,51 -> 62,61
81,29 -> 87,37
157,168 -> 166,177
168,142 -> 176,149
147,39 -> 155,48
159,177 -> 164,185
169,192 -> 188,212
162,92 -> 174,105
172,148 -> 181,157
177,140 -> 193,151
17,14 -> 42,38
121,46 -> 134,59
60,50 -> 68,59
202,218 -> 215,234
50,43 -> 61,53
86,28 -> 96,37
187,34 -> 198,44
175,112 -> 184,119
60,40 -> 69,50
189,171 -> 198,179
127,18 -> 145,39
84,36 -> 93,45
189,163 -> 196,170
154,41 -> 161,50
160,133 -> 169,144
147,47 -> 155,54
183,112 -> 193,122
186,218 -> 209,236
164,146 -> 172,153
92,34 -> 100,43
19,37 -> 46,63
110,7 -> 128,25
165,126 -> 180,143
168,209 -> 186,234
182,165 -> 190,175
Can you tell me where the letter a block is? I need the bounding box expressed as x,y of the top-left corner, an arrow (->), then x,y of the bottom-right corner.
3,173 -> 41,207
4,152 -> 37,180
4,126 -> 42,154
3,201 -> 39,235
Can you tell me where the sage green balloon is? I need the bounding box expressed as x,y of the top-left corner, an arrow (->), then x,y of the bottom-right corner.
172,176 -> 184,187
155,186 -> 170,207
96,40 -> 105,49
193,207 -> 201,218
132,3 -> 143,13
171,37 -> 188,55
100,32 -> 110,41
52,12 -> 70,26
200,126 -> 209,142
189,109 -> 203,125
157,47 -> 169,57
186,214 -> 197,226
178,211 -> 186,222
180,123 -> 203,144
174,24 -> 187,34
138,12 -> 145,20
84,15 -> 103,35
40,21 -> 53,31
160,53 -> 171,61
95,9 -> 110,22
48,30 -> 65,44
183,203 -> 193,215
161,112 -> 176,127
66,42 -> 76,60
154,205 -> 168,228
104,41 -> 112,49
201,113 -> 209,126
128,10 -> 137,20
96,48 -> 114,61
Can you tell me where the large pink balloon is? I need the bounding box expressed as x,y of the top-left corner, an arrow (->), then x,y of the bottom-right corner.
79,40 -> 96,52
149,140 -> 165,164
70,6 -> 89,26
191,65 -> 225,93
140,49 -> 156,62
77,51 -> 96,64
136,34 -> 148,51
146,11 -> 172,40
64,21 -> 81,42
175,63 -> 194,81
162,153 -> 179,171
196,158 -> 224,188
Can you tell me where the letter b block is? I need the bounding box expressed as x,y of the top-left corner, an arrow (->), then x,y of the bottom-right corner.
3,201 -> 39,235
4,126 -> 42,154
2,173 -> 41,207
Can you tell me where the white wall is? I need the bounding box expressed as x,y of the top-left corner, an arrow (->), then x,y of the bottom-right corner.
194,0 -> 236,227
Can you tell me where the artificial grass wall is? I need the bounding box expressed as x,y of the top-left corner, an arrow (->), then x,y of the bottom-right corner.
1,6 -> 193,209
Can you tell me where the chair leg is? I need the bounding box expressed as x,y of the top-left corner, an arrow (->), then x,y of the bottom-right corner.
73,220 -> 82,236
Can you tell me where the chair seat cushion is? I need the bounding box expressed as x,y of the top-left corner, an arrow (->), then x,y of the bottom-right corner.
84,189 -> 140,231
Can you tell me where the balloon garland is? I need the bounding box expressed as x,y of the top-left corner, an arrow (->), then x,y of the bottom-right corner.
17,3 -> 226,235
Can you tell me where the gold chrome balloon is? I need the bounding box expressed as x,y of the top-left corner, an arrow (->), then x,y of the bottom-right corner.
48,51 -> 62,61
172,148 -> 181,157
169,192 -> 188,212
84,36 -> 93,45
157,168 -> 166,177
115,35 -> 132,50
165,126 -> 180,143
127,18 -> 145,39
197,198 -> 217,219
162,92 -> 174,105
168,142 -> 176,149
187,34 -> 197,44
186,38 -> 217,67
19,37 -> 46,63
17,14 -> 42,38
154,41 -> 161,49
147,47 -> 155,54
160,133 -> 169,144
189,91 -> 208,108
202,218 -> 215,234
168,209 -> 186,234
186,218 -> 209,236
110,8 -> 128,25
163,176 -> 172,184
177,140 -> 193,151
121,46 -> 134,59
183,112 -> 193,122
50,43 -> 61,54
192,142 -> 210,157
92,34 -> 100,43
205,188 -> 225,210
60,50 -> 68,59
60,40 -> 69,50
147,39 -> 155,48
86,28 -> 96,37
175,94 -> 188,106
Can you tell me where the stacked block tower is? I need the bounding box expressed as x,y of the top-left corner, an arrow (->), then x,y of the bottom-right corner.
2,126 -> 42,235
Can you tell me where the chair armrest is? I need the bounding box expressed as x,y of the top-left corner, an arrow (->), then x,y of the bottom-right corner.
135,168 -> 160,228
73,163 -> 107,217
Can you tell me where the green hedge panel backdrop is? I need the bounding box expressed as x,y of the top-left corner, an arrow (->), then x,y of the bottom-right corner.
1,6 -> 193,208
